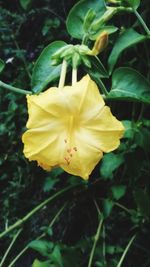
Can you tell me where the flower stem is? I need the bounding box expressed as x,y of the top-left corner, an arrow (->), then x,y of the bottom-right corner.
58,59 -> 67,89
88,201 -> 103,267
0,185 -> 73,239
0,80 -> 32,95
133,9 -> 150,36
98,78 -> 108,96
7,203 -> 67,267
72,68 -> 77,85
116,234 -> 136,267
0,228 -> 22,267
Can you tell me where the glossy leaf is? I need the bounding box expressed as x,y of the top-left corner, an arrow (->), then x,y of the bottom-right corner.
32,259 -> 50,267
108,28 -> 146,73
20,0 -> 32,10
50,245 -> 63,267
108,67 -> 150,104
29,240 -> 53,257
102,199 -> 114,218
66,0 -> 106,39
135,127 -> 150,153
31,41 -> 66,93
0,59 -> 5,73
89,25 -> 118,40
100,152 -> 124,179
111,185 -> 126,200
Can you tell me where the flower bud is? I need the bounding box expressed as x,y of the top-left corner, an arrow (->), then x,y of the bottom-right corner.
89,31 -> 108,56
83,9 -> 96,32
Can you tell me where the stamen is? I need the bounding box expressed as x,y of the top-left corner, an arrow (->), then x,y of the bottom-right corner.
64,139 -> 67,143
64,157 -> 70,165
73,147 -> 77,151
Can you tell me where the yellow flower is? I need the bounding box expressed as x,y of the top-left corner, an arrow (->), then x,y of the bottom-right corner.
22,75 -> 124,180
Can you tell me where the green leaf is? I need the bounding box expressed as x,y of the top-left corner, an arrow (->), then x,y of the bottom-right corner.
43,177 -> 59,192
100,152 -> 124,179
122,120 -> 135,139
108,28 -> 146,73
111,185 -> 126,200
31,41 -> 66,93
0,59 -> 5,73
66,0 -> 106,40
32,259 -> 50,267
108,67 -> 150,104
85,56 -> 109,79
102,199 -> 114,218
134,189 -> 150,216
50,245 -> 63,267
19,0 -> 32,10
89,25 -> 118,40
28,240 -> 53,257
135,127 -> 150,153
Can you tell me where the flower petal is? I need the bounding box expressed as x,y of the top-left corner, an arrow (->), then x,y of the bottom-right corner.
83,106 -> 125,152
22,121 -> 67,168
60,129 -> 103,180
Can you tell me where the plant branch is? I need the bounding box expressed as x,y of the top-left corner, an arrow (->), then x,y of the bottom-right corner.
117,234 -> 136,267
7,203 -> 67,267
0,228 -> 22,267
98,79 -> 109,96
0,185 -> 74,239
0,81 -> 32,95
88,201 -> 103,267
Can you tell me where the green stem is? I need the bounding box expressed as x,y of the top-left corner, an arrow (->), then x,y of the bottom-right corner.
0,81 -> 32,95
0,229 -> 22,267
98,79 -> 108,96
72,68 -> 77,85
116,234 -> 136,267
7,203 -> 67,267
114,202 -> 132,215
0,185 -> 74,239
88,201 -> 103,267
58,59 -> 67,89
133,9 -> 150,35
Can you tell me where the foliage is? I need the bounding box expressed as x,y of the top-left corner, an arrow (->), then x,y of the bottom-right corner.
0,0 -> 150,267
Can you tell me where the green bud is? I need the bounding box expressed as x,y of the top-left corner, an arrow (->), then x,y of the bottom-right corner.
72,52 -> 81,69
51,45 -> 72,60
91,7 -> 117,32
60,45 -> 74,59
77,44 -> 91,55
83,9 -> 96,32
81,56 -> 91,68
51,58 -> 61,66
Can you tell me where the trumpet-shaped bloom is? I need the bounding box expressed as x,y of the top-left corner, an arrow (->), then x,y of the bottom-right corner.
22,75 -> 124,179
